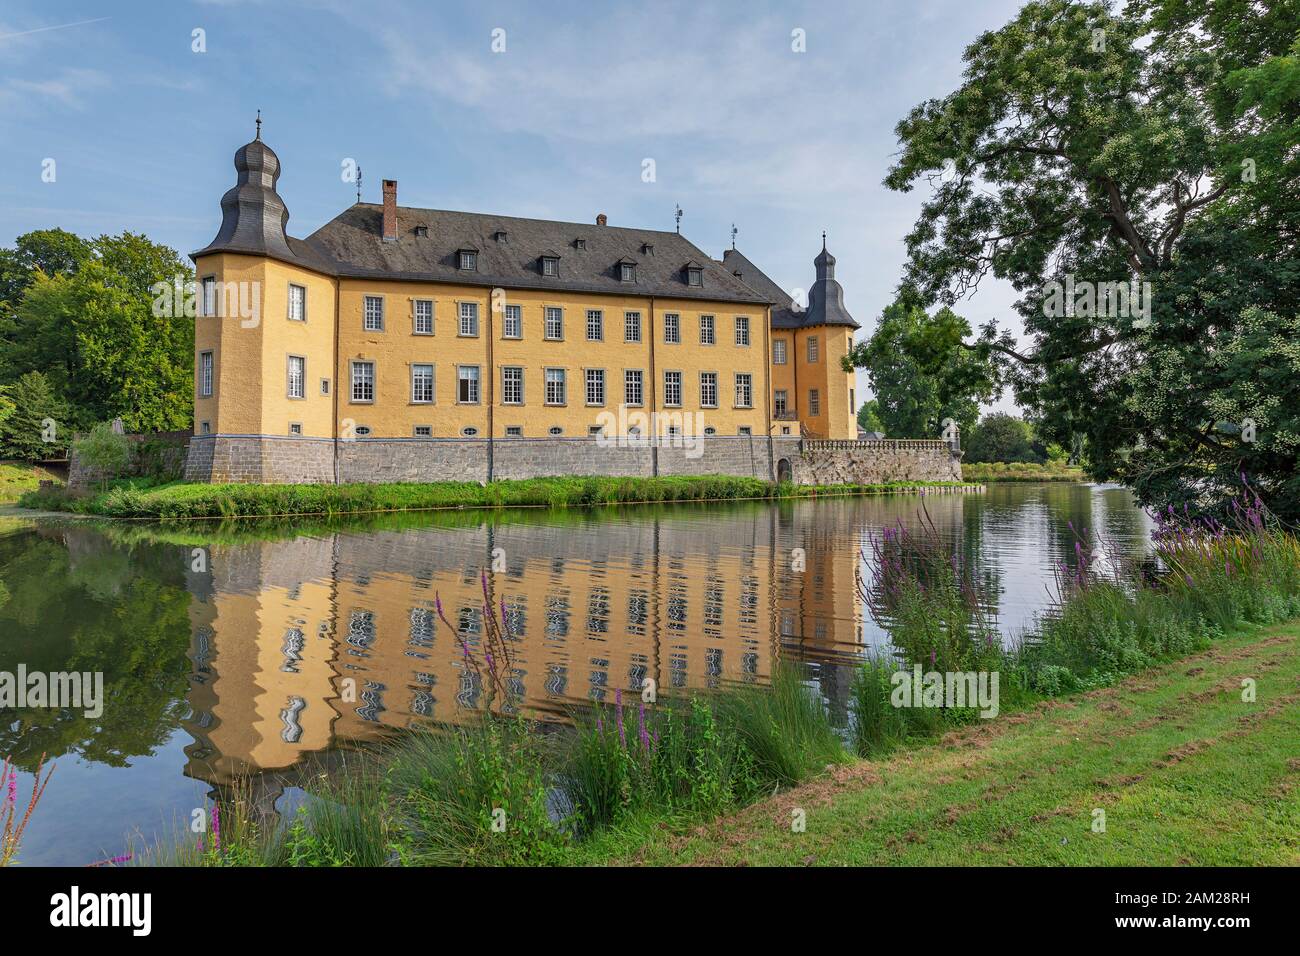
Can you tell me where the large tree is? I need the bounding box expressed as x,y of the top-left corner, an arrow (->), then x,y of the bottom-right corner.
0,230 -> 193,435
883,0 -> 1300,517
846,297 -> 998,439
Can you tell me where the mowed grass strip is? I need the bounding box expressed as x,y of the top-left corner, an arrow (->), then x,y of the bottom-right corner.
615,621 -> 1300,866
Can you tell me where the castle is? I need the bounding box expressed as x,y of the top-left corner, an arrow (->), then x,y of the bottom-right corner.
185,125 -> 865,484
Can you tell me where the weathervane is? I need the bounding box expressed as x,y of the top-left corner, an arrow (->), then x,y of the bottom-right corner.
255,109 -> 262,141
731,223 -> 738,250
674,204 -> 683,234
356,165 -> 363,204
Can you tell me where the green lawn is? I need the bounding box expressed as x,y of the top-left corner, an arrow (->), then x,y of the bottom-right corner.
961,460 -> 1087,482
18,474 -> 980,520
612,620 -> 1300,866
0,461 -> 60,502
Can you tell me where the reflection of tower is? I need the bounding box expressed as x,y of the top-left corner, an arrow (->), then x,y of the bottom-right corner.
182,537 -> 340,786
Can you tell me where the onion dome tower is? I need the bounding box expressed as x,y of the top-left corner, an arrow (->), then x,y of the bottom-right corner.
194,112 -> 294,260
805,233 -> 858,329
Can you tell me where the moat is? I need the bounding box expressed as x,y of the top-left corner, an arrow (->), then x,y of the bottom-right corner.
0,482 -> 1153,864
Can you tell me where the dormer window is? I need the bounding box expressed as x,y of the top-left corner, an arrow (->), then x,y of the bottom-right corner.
641,243 -> 654,256
574,238 -> 587,251
414,225 -> 429,238
458,248 -> 478,271
683,260 -> 704,287
494,230 -> 508,244
617,258 -> 636,282
539,252 -> 560,277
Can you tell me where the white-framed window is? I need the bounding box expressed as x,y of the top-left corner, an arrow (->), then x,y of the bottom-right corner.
288,283 -> 306,321
501,366 -> 523,405
807,335 -> 819,362
354,425 -> 372,436
773,339 -> 787,364
699,371 -> 718,408
544,368 -> 566,405
548,426 -> 564,436
703,426 -> 715,436
457,365 -> 480,403
459,250 -> 477,271
199,351 -> 214,397
700,314 -> 715,345
200,421 -> 211,435
687,267 -> 703,287
506,426 -> 523,437
624,369 -> 644,406
202,277 -> 217,317
735,316 -> 751,346
351,360 -> 375,402
585,368 -> 605,406
364,295 -> 384,331
542,256 -> 559,277
320,378 -> 330,396
289,422 -> 303,435
734,373 -> 753,408
588,425 -> 604,437
415,425 -> 432,437
462,426 -> 479,436
809,388 -> 820,415
664,313 -> 680,343
774,389 -> 788,417
459,302 -> 479,337
411,363 -> 435,404
545,307 -> 563,340
663,370 -> 682,407
738,426 -> 752,436
287,355 -> 305,399
624,311 -> 642,343
620,262 -> 635,282
503,304 -> 522,339
413,299 -> 434,335
586,309 -> 603,341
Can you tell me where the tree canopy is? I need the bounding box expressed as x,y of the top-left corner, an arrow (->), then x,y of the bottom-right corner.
0,229 -> 193,450
845,297 -> 999,439
881,0 -> 1300,517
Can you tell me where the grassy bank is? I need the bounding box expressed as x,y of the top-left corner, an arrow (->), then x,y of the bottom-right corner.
621,617 -> 1300,865
0,461 -> 60,502
961,460 -> 1086,482
18,474 -> 977,520
113,485 -> 1300,868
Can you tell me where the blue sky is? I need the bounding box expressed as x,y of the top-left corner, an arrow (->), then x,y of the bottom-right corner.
0,0 -> 1026,413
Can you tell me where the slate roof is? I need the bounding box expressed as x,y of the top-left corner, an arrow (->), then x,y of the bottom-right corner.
718,245 -> 859,330
296,204 -> 768,304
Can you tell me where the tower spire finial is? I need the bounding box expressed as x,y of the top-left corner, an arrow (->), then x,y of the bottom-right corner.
255,109 -> 262,141
731,223 -> 737,250
822,230 -> 826,251
674,203 -> 683,234
356,164 -> 363,204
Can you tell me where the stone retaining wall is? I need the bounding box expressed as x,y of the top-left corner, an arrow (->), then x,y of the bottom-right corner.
69,429 -> 192,488
183,434 -> 962,485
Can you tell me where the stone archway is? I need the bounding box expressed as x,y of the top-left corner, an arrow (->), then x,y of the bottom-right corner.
776,457 -> 793,483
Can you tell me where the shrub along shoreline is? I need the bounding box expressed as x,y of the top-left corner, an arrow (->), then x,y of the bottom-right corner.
126,485 -> 1300,868
19,475 -> 981,521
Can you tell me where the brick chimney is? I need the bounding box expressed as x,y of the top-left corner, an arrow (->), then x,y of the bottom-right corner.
382,179 -> 397,241
596,213 -> 607,226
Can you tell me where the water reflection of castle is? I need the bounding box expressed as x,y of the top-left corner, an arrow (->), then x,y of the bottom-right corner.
180,499 -> 969,784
